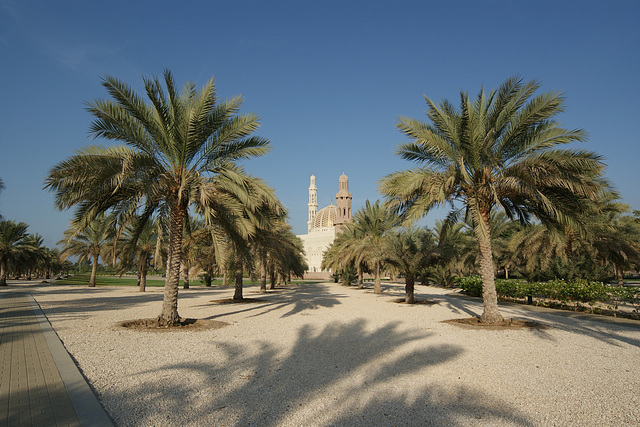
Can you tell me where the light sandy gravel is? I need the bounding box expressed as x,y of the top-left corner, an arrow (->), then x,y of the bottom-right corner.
22,282 -> 640,426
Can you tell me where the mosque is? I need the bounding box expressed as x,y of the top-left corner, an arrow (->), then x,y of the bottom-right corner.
297,172 -> 352,275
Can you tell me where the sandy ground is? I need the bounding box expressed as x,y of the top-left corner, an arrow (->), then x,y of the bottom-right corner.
7,281 -> 640,426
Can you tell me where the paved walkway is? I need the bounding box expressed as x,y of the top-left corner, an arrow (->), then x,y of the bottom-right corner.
0,290 -> 113,426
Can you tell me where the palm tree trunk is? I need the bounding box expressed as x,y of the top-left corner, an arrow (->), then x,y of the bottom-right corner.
260,250 -> 267,293
222,268 -> 227,287
158,205 -> 185,326
357,263 -> 364,288
233,258 -> 244,301
617,265 -> 624,286
182,261 -> 190,289
405,273 -> 415,304
269,265 -> 276,289
139,257 -> 148,292
88,255 -> 99,287
0,260 -> 7,286
476,214 -> 503,324
373,263 -> 382,294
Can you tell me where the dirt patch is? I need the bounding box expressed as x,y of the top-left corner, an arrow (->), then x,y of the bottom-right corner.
210,297 -> 267,304
120,318 -> 229,332
443,316 -> 548,330
392,298 -> 438,305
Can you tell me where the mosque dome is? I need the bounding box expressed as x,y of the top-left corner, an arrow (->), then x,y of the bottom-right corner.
313,204 -> 337,229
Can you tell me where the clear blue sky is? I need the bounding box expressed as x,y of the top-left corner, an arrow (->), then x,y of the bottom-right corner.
1,0 -> 639,247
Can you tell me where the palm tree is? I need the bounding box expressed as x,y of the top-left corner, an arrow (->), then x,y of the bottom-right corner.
22,233 -> 47,280
45,70 -> 281,325
428,220 -> 476,286
586,203 -> 640,285
380,77 -> 607,323
119,217 -> 162,292
340,200 -> 399,294
508,223 -> 567,281
0,220 -> 34,285
323,224 -> 372,288
0,177 -> 4,219
386,228 -> 438,303
59,214 -> 115,287
42,247 -> 63,279
266,225 -> 307,289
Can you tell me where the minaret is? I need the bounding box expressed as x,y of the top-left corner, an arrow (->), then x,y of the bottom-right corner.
307,174 -> 318,232
334,170 -> 352,232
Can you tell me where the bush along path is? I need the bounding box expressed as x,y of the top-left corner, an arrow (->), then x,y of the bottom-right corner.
458,277 -> 640,320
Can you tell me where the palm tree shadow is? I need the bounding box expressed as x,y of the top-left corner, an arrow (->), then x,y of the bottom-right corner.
204,282 -> 345,320
435,290 -> 640,348
101,319 -> 533,426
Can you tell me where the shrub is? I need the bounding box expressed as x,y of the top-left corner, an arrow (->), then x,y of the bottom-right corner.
458,276 -> 482,297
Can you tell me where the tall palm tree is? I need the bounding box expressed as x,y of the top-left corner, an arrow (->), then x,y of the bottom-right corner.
45,70 -> 281,325
59,214 -> 115,287
0,220 -> 34,285
386,227 -> 438,303
380,77 -> 607,323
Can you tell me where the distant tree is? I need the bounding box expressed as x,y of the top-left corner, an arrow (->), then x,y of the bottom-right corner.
0,177 -> 4,219
323,225 -> 365,288
428,220 -> 476,286
119,217 -> 162,292
340,200 -> 399,294
381,77 -> 607,323
386,228 -> 438,303
0,220 -> 34,285
59,214 -> 115,287
586,203 -> 640,285
22,233 -> 47,280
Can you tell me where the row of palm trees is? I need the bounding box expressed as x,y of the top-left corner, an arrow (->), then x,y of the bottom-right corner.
330,76 -> 635,324
57,211 -> 307,294
323,203 -> 640,304
0,219 -> 68,286
44,70 -> 307,325
43,72 -> 637,325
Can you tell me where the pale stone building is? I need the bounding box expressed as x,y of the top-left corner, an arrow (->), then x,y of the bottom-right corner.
297,172 -> 352,274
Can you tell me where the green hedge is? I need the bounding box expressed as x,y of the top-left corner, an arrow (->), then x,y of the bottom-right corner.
458,276 -> 640,312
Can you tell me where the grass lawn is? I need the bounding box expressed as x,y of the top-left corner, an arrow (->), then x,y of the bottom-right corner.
56,274 -> 225,287
54,274 -> 319,287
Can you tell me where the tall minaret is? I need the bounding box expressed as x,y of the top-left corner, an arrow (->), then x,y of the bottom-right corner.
335,170 -> 352,232
307,174 -> 318,232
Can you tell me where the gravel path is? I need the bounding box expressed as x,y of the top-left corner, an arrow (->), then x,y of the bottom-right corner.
18,282 -> 640,426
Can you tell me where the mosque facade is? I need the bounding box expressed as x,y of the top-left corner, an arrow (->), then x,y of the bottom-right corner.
297,172 -> 352,274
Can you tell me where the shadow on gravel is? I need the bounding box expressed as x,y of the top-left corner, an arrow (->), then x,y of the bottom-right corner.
202,282 -> 345,320
101,319 -> 533,426
430,289 -> 640,348
28,286 -> 228,322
